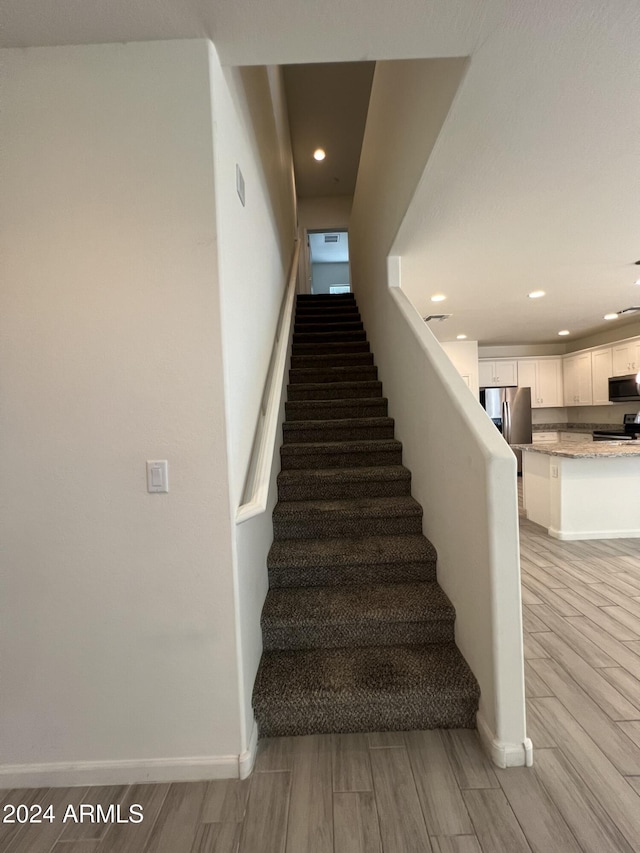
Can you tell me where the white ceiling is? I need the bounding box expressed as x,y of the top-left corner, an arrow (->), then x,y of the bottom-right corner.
283,63 -> 374,198
3,0 -> 640,346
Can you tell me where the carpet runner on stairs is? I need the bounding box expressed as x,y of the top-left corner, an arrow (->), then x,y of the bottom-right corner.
252,292 -> 480,737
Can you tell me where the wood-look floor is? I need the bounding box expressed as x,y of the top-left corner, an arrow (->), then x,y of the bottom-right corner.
3,485 -> 640,852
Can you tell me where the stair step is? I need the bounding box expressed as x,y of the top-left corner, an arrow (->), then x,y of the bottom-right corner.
268,533 -> 437,587
295,305 -> 360,319
292,341 -> 370,356
261,582 -> 455,651
295,312 -> 361,324
297,294 -> 355,303
287,380 -> 383,401
252,643 -> 480,737
277,464 -> 409,501
282,416 -> 395,444
285,397 -> 388,422
293,330 -> 367,344
272,495 -> 422,539
291,351 -> 374,369
294,321 -> 364,335
289,365 -> 378,384
280,438 -> 402,469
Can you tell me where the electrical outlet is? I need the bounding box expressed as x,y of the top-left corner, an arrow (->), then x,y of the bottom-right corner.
550,464 -> 558,478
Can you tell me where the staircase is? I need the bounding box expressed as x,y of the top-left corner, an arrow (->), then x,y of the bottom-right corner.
252,292 -> 479,737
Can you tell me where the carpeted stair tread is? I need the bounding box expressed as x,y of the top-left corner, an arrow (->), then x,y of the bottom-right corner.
267,532 -> 438,586
252,644 -> 479,736
268,532 -> 436,571
289,365 -> 378,384
294,321 -> 364,334
295,312 -> 361,323
274,494 -> 422,519
286,380 -> 383,401
263,581 -> 453,629
292,341 -> 370,355
291,352 -> 374,368
282,416 -> 395,443
285,397 -> 388,421
272,495 -> 423,540
276,464 -> 409,500
280,438 -> 403,469
261,582 -> 454,650
297,295 -> 355,303
293,330 -> 367,344
295,308 -> 358,317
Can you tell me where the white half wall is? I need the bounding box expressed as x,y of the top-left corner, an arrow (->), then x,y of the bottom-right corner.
207,48 -> 298,756
350,58 -> 528,765
0,40 -> 244,786
441,340 -> 480,398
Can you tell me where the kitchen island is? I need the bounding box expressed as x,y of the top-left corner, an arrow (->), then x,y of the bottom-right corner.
514,441 -> 640,540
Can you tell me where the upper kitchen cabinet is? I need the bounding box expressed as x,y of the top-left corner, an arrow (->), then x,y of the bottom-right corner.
563,351 -> 593,406
478,360 -> 518,387
612,340 -> 640,376
591,347 -> 613,405
517,358 -> 563,408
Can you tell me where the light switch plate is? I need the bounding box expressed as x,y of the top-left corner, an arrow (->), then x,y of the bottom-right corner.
147,460 -> 169,493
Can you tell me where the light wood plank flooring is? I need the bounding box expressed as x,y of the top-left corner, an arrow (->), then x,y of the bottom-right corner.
3,486 -> 640,852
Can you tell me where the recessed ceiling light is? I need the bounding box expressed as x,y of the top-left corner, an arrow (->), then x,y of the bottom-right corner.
528,290 -> 546,299
456,334 -> 467,340
604,313 -> 619,320
635,279 -> 640,286
313,148 -> 326,161
431,294 -> 446,302
558,330 -> 570,336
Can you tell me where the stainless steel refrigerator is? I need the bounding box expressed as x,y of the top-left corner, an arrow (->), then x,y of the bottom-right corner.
479,386 -> 532,473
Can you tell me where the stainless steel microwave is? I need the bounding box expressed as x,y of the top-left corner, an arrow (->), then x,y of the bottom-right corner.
608,373 -> 640,402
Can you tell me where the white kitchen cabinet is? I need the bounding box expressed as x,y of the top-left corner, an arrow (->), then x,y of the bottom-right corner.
591,347 -> 613,405
533,431 -> 559,443
478,360 -> 518,387
563,352 -> 593,406
517,358 -> 563,407
558,431 -> 593,443
612,340 -> 640,375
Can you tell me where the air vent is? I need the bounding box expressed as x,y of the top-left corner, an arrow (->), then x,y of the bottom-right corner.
324,234 -> 339,243
424,314 -> 452,322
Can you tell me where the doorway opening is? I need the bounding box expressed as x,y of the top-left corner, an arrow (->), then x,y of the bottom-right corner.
308,230 -> 351,294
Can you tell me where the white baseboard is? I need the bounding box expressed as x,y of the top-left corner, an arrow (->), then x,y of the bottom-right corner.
239,718 -> 258,780
549,526 -> 640,541
476,711 -> 533,768
0,753 -> 242,790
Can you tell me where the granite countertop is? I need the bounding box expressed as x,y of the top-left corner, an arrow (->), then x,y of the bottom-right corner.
514,441 -> 640,458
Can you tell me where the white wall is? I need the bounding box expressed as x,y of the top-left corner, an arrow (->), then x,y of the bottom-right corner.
350,58 -> 529,766
207,49 -> 297,758
210,57 -> 297,509
297,197 -> 352,294
312,262 -> 351,294
297,196 -> 352,231
441,340 -> 480,398
0,40 -> 299,785
0,40 -> 247,784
